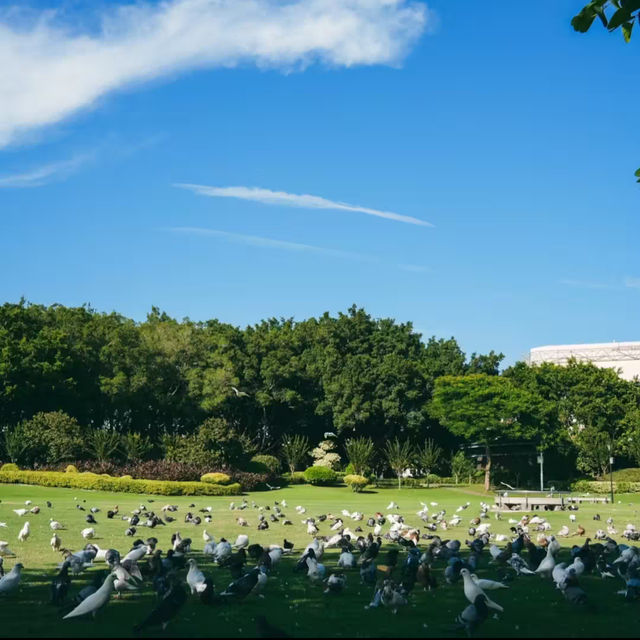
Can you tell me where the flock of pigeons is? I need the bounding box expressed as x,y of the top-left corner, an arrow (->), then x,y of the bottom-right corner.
0,494 -> 639,636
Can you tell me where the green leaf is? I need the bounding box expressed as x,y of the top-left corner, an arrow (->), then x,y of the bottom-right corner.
622,20 -> 634,40
635,167 -> 640,183
608,6 -> 633,30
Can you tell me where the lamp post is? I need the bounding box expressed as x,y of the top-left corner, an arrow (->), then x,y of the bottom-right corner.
537,449 -> 544,492
608,437 -> 614,505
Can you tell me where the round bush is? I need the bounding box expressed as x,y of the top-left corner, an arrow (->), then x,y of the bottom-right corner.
247,455 -> 280,475
609,468 -> 640,482
1,463 -> 19,472
303,465 -> 338,486
201,472 -> 232,485
120,475 -> 133,481
65,464 -> 78,473
284,471 -> 306,484
344,474 -> 369,492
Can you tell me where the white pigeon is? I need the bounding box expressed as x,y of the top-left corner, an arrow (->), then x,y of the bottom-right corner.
203,530 -> 213,544
552,562 -> 569,589
50,533 -> 61,551
557,525 -> 570,537
25,501 -> 31,506
123,545 -> 149,563
268,547 -> 283,566
535,545 -> 556,578
460,569 -> 503,612
81,527 -> 95,540
0,523 -> 6,528
233,534 -> 249,550
214,540 -> 232,563
470,574 -> 508,590
338,550 -> 356,569
0,562 -> 23,594
63,574 -> 116,618
13,509 -> 28,517
307,521 -> 319,536
387,501 -> 399,510
0,542 -> 16,557
281,500 -> 287,508
18,522 -> 30,542
203,541 -> 217,556
49,519 -> 65,530
430,502 -> 438,506
186,559 -> 208,594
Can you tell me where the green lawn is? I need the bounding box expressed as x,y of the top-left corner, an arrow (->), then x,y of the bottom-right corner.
0,482 -> 638,638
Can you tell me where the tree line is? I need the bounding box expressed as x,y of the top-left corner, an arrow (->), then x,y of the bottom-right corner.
0,300 -> 638,487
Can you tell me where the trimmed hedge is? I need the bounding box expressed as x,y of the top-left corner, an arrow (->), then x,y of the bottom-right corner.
570,479 -> 640,494
344,474 -> 369,492
0,463 -> 19,472
303,466 -> 338,486
65,465 -> 79,473
606,468 -> 640,482
0,468 -> 242,496
201,472 -> 232,485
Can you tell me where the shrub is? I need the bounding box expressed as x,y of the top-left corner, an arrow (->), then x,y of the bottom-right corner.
608,468 -> 640,482
121,432 -> 153,462
19,411 -> 84,465
164,417 -> 256,469
283,471 -> 306,484
303,465 -> 338,486
1,463 -> 19,472
65,465 -> 78,473
570,479 -> 640,494
310,439 -> 341,469
201,472 -> 232,485
344,474 -> 369,492
0,468 -> 242,496
248,455 -> 280,475
87,430 -> 121,462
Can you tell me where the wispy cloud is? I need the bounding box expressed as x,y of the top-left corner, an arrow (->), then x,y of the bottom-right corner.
560,277 -> 640,291
559,278 -> 619,290
0,0 -> 430,147
0,154 -> 90,188
175,184 -> 433,227
167,226 -> 373,261
398,263 -> 431,273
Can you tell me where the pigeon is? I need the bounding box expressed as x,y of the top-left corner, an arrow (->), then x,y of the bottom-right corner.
133,580 -> 188,632
0,542 -> 16,557
18,521 -> 30,542
456,593 -> 489,636
81,527 -> 95,540
186,559 -> 208,594
0,562 -> 23,595
51,561 -> 71,605
51,533 -> 62,552
63,574 -> 116,619
13,509 -> 28,517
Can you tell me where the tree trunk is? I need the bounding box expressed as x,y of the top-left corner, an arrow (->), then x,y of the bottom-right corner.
484,443 -> 492,492
398,473 -> 402,490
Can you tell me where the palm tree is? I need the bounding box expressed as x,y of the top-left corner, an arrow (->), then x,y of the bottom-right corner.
384,438 -> 414,489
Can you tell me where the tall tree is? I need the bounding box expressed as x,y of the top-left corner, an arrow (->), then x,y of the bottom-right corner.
430,374 -> 542,490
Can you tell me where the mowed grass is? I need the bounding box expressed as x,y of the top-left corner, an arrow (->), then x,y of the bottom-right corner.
1,483 -> 640,638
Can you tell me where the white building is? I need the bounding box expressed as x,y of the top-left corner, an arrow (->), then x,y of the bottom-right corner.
529,341 -> 640,381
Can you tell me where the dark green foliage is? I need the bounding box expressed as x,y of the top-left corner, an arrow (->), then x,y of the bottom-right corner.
248,454 -> 280,475
17,411 -> 84,466
164,417 -> 256,469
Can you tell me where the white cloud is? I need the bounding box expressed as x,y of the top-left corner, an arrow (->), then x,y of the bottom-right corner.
167,226 -> 374,261
175,183 -> 433,226
0,154 -> 90,188
559,278 -> 618,290
0,0 -> 429,147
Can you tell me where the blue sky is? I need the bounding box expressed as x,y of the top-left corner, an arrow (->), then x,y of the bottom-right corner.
0,0 -> 638,365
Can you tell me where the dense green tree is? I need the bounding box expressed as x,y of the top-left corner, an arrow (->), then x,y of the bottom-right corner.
281,434 -> 310,474
430,374 -> 543,490
416,438 -> 442,486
